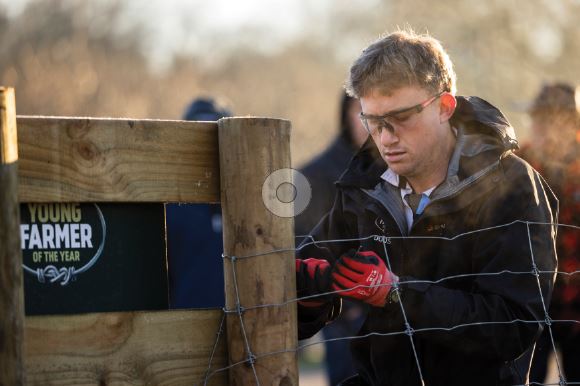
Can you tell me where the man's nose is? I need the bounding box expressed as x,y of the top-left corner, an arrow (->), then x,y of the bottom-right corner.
380,125 -> 398,146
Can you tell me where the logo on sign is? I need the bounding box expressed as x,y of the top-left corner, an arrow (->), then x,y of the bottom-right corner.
20,203 -> 106,286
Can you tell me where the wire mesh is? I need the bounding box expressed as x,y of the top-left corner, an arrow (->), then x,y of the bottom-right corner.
201,220 -> 580,386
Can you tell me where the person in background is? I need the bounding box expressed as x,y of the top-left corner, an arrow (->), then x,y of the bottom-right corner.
520,83 -> 580,384
296,92 -> 369,238
295,92 -> 370,386
166,97 -> 231,309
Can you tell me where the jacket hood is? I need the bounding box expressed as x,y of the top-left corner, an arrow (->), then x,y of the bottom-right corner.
337,96 -> 519,191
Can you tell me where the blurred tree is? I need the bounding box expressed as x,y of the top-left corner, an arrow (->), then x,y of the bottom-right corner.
0,0 -> 156,117
1,0 -> 580,165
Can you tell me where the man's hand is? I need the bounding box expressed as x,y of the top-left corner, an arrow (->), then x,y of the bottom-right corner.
331,249 -> 398,307
296,258 -> 332,307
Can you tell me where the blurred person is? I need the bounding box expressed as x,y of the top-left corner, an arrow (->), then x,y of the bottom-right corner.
295,92 -> 370,386
296,92 -> 368,238
519,83 -> 580,383
166,97 -> 231,309
295,29 -> 557,385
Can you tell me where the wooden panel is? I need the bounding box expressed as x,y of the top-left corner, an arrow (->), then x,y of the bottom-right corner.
25,309 -> 228,386
17,116 -> 220,203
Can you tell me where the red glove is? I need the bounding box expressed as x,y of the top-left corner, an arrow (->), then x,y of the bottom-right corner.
296,258 -> 332,307
331,249 -> 398,307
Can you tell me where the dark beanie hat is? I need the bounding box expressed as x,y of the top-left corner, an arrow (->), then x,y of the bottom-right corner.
183,97 -> 232,121
530,83 -> 578,114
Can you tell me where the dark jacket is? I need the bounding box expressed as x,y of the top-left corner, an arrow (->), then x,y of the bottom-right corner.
296,136 -> 356,236
296,132 -> 367,385
297,96 -> 559,386
166,203 -> 224,308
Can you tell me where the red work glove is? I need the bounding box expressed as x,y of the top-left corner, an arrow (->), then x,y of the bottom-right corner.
331,249 -> 398,307
296,258 -> 332,307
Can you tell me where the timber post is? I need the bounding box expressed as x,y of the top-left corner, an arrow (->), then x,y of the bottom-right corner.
219,117 -> 298,386
0,87 -> 25,386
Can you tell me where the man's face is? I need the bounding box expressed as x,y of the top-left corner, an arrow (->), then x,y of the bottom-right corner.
360,85 -> 455,188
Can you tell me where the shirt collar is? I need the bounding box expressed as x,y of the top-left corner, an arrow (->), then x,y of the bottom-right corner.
380,169 -> 436,197
381,168 -> 403,188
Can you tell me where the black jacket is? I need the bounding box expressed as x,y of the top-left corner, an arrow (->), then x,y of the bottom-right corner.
297,96 -> 559,386
296,136 -> 356,237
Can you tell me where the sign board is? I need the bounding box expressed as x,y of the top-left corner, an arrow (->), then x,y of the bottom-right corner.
20,203 -> 168,315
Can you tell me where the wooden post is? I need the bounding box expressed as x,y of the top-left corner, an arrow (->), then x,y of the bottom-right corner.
219,117 -> 298,386
0,87 -> 25,386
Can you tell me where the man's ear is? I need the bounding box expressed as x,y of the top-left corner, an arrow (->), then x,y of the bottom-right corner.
439,93 -> 457,123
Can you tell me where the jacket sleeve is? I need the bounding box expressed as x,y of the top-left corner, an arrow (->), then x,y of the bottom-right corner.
391,166 -> 558,361
296,188 -> 359,340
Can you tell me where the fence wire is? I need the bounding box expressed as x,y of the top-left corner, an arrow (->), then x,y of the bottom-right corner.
201,220 -> 580,386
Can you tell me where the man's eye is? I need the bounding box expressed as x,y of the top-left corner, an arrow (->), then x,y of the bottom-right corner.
377,120 -> 390,128
368,118 -> 383,128
391,112 -> 413,123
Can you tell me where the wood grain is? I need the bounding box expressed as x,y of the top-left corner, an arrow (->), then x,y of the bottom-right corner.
219,117 -> 298,386
16,116 -> 220,203
24,309 -> 228,386
0,87 -> 25,386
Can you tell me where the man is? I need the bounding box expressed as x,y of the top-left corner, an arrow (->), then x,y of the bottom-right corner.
296,92 -> 368,237
296,91 -> 369,385
295,30 -> 558,386
519,83 -> 580,383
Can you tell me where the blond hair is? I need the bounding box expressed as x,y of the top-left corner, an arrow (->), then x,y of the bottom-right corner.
345,29 -> 456,98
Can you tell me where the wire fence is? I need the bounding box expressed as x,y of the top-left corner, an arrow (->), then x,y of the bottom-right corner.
202,220 -> 580,386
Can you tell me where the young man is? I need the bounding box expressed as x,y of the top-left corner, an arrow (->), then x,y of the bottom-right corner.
295,30 -> 558,386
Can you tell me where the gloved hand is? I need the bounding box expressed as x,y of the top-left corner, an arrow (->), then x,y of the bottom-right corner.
331,249 -> 398,307
296,258 -> 332,307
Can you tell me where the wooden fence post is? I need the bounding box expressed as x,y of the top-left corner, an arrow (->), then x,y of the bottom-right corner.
0,87 -> 25,386
219,117 -> 298,386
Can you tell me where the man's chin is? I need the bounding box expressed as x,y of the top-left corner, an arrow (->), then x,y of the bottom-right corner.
385,162 -> 409,176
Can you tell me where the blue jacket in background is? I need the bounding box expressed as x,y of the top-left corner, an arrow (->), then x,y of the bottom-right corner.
167,98 -> 230,309
166,202 -> 224,308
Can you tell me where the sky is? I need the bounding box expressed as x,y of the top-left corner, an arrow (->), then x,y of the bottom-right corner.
0,0 -> 339,70
2,0 -> 574,87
